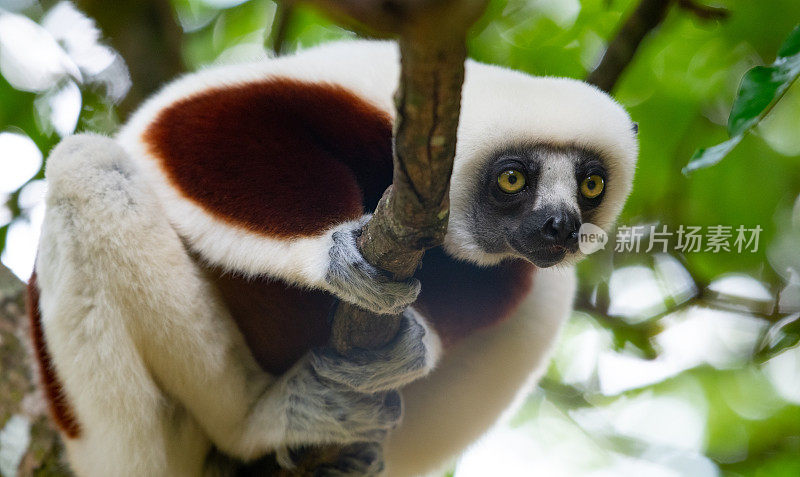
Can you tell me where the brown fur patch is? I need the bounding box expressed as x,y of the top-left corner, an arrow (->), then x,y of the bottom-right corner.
414,249 -> 536,347
27,272 -> 81,438
205,252 -> 535,375
208,268 -> 335,375
143,78 -> 394,237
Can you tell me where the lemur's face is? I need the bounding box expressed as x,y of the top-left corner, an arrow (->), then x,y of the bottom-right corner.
448,144 -> 613,268
442,72 -> 637,267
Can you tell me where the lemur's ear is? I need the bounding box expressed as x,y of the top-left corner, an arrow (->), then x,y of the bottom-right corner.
632,122 -> 639,135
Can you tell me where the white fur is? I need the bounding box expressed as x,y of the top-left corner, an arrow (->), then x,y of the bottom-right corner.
35,40 -> 637,476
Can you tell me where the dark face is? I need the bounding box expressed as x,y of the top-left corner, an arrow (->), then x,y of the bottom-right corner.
470,144 -> 608,267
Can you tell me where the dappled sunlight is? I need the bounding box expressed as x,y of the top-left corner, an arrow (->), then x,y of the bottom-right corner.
656,307 -> 766,370
555,313 -> 613,387
607,265 -> 668,321
34,80 -> 82,137
458,386 -> 719,477
653,253 -> 697,305
1,180 -> 45,279
572,389 -> 708,452
597,351 -> 685,395
764,344 -> 800,405
0,131 -> 41,193
708,274 -> 774,314
0,11 -> 81,92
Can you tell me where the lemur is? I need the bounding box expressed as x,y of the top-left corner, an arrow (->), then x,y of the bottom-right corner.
27,40 -> 638,476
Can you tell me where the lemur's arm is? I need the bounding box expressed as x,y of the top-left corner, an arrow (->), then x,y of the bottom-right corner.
38,135 -> 437,469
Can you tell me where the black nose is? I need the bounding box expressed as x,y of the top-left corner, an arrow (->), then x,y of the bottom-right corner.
542,210 -> 580,245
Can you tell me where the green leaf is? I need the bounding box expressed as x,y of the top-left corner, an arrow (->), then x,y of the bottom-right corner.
777,23 -> 800,58
682,135 -> 742,175
0,225 -> 7,258
728,24 -> 800,137
686,24 -> 800,173
755,313 -> 800,362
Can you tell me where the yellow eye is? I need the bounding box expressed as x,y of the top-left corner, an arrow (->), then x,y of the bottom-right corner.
497,170 -> 526,193
580,175 -> 604,199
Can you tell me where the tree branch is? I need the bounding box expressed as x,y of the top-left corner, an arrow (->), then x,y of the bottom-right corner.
677,0 -> 730,21
587,0 -> 731,92
266,2 -> 295,56
263,0 -> 488,474
587,0 -> 673,92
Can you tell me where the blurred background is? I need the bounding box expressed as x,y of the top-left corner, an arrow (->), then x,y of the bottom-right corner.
0,0 -> 799,475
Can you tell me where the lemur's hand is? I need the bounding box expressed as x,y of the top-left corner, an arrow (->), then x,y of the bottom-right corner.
281,309 -> 439,474
311,308 -> 439,393
325,216 -> 420,315
280,442 -> 386,477
317,442 -> 386,477
281,357 -> 402,453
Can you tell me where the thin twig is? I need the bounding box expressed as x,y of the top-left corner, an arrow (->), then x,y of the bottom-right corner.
267,2 -> 294,56
587,0 -> 673,92
677,0 -> 730,21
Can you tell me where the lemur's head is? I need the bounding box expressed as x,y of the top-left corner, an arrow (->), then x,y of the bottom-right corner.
445,63 -> 638,268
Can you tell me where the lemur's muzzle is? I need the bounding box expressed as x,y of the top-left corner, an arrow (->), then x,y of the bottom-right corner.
510,205 -> 581,267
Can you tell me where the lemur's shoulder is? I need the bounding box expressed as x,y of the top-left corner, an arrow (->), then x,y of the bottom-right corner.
141,77 -> 394,237
117,41 -> 400,240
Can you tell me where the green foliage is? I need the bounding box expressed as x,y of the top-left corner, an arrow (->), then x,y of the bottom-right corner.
728,26 -> 800,137
685,24 -> 800,174
684,134 -> 742,173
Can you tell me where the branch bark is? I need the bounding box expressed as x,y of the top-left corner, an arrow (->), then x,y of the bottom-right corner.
586,0 -> 673,92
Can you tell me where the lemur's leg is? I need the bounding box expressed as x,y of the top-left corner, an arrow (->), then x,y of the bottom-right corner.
37,135 -> 412,473
36,136 -> 211,476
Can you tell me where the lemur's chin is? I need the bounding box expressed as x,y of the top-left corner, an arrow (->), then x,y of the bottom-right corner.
518,247 -> 567,268
508,237 -> 577,268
